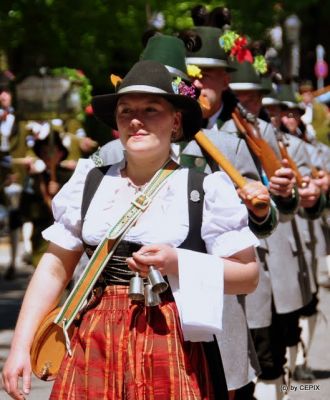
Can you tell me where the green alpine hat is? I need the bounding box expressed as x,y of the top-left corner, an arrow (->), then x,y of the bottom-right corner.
140,35 -> 189,81
185,26 -> 234,70
261,77 -> 280,106
229,60 -> 269,93
277,84 -> 304,112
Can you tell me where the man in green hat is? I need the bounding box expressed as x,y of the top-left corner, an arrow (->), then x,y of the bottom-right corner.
276,83 -> 329,383
182,28 -> 312,397
228,64 -> 325,399
184,26 -> 236,128
183,27 -> 297,394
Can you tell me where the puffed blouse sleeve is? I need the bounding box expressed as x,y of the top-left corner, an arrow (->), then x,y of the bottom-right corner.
202,171 -> 259,257
42,158 -> 96,251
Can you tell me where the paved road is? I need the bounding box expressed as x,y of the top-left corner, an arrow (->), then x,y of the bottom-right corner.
0,237 -> 329,399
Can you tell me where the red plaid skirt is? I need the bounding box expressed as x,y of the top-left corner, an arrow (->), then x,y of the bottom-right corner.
50,285 -> 215,399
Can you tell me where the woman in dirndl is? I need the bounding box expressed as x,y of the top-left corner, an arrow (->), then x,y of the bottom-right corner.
2,60 -> 259,400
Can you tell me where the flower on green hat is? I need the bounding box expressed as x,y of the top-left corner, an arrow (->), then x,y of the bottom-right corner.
253,55 -> 268,74
219,30 -> 267,75
172,77 -> 198,99
219,31 -> 240,53
187,64 -> 202,79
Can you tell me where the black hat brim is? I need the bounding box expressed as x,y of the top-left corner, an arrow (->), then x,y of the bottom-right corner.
92,91 -> 202,141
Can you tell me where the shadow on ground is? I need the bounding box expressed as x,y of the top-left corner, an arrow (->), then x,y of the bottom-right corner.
313,369 -> 330,380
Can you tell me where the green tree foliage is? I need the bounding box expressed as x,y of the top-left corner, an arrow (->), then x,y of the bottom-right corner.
0,0 -> 322,90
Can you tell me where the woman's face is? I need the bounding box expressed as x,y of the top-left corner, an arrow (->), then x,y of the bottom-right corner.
116,93 -> 181,158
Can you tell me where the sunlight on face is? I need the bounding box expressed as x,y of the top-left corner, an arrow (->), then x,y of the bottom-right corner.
193,68 -> 229,117
234,90 -> 263,116
116,93 -> 181,158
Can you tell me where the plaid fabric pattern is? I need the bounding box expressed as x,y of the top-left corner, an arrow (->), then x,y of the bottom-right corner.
50,286 -> 215,399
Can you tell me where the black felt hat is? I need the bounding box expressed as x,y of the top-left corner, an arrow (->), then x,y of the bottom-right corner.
92,60 -> 202,140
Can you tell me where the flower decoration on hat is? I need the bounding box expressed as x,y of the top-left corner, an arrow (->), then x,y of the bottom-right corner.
253,55 -> 268,74
187,64 -> 202,79
230,36 -> 253,63
110,74 -> 122,90
219,30 -> 267,74
172,77 -> 198,99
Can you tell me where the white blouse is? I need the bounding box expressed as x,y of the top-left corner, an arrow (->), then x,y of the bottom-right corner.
43,157 -> 259,256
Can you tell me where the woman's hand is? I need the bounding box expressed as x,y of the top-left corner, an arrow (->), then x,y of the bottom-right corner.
126,244 -> 178,277
2,350 -> 31,399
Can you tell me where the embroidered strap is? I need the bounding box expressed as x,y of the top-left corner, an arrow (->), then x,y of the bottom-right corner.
54,159 -> 179,334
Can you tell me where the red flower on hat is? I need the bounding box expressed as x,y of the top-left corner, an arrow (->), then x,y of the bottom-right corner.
220,30 -> 267,73
230,37 -> 253,63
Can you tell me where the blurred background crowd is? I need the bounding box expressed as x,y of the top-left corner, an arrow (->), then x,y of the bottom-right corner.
0,2 -> 330,400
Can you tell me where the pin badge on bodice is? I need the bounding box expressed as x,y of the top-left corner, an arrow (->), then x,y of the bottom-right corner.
190,189 -> 201,202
